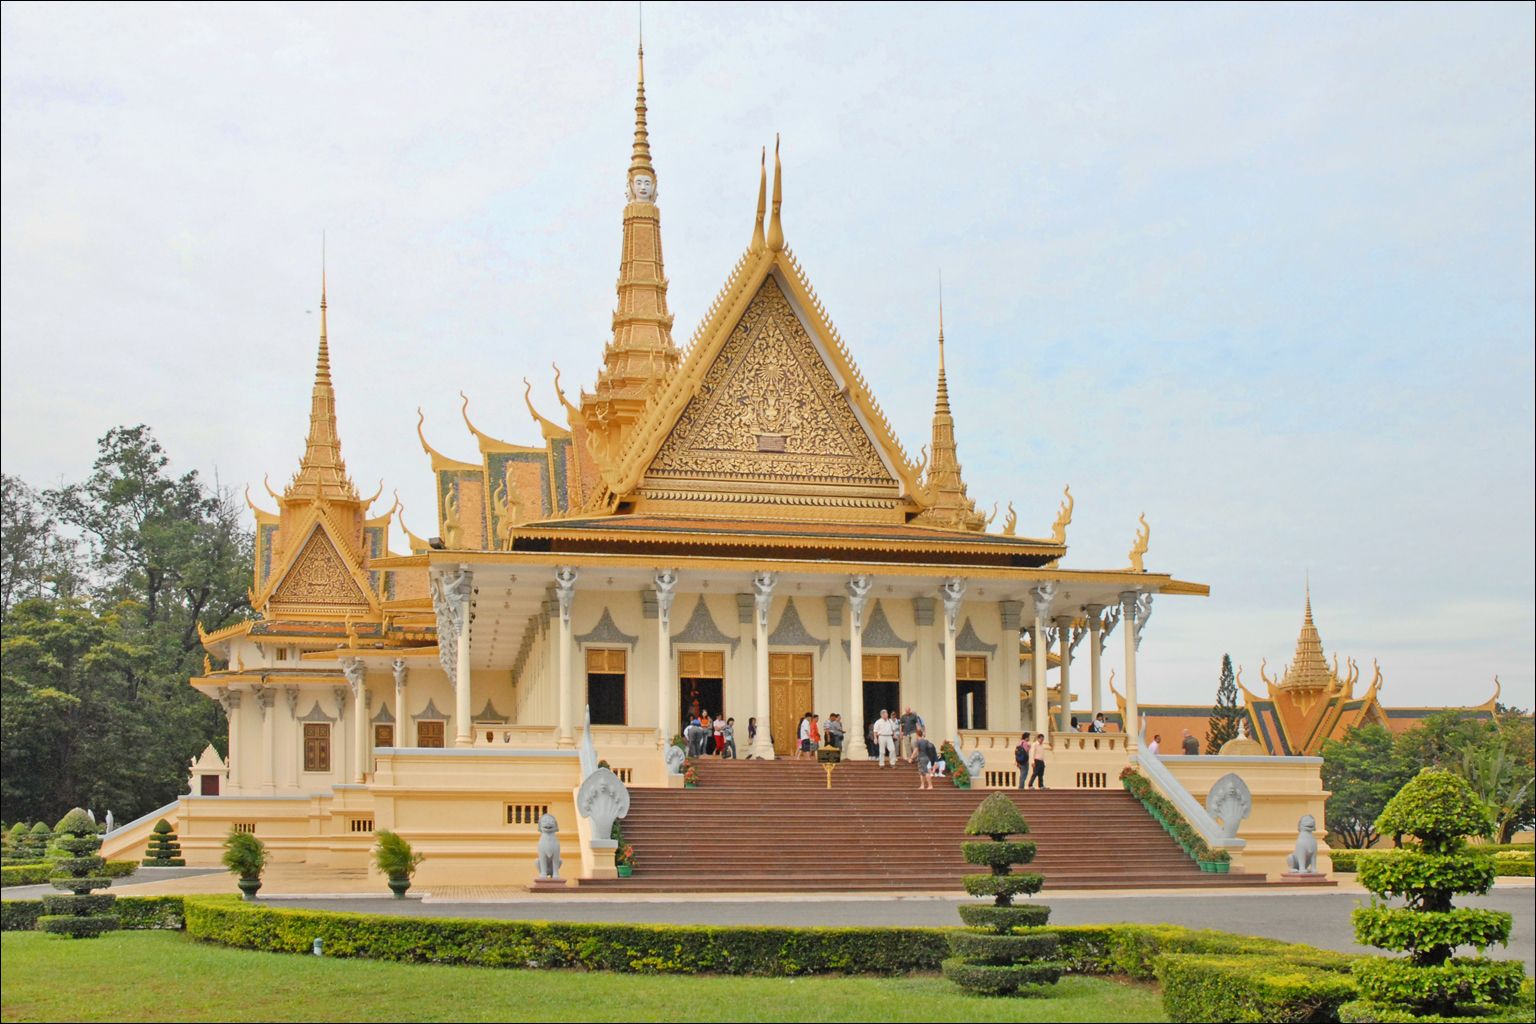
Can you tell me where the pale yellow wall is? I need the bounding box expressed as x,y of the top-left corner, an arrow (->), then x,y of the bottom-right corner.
1160,755 -> 1331,880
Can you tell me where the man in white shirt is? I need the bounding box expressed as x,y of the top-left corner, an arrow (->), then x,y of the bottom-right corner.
872,710 -> 898,767
797,714 -> 812,760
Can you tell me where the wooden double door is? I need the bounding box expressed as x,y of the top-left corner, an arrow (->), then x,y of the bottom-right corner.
769,652 -> 814,755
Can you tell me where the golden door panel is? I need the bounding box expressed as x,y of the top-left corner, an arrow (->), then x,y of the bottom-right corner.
678,649 -> 725,677
770,653 -> 814,755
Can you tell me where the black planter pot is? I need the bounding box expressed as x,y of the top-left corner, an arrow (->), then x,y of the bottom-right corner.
237,876 -> 262,901
387,876 -> 411,899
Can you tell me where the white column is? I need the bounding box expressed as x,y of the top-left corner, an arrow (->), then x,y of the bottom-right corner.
940,578 -> 965,741
343,658 -> 367,783
1031,584 -> 1055,738
845,575 -> 872,761
750,572 -> 777,759
446,567 -> 475,747
257,688 -> 275,793
283,688 -> 300,789
998,601 -> 1024,733
555,566 -> 578,747
1120,591 -> 1141,751
1086,604 -> 1104,717
332,685 -> 349,781
1055,615 -> 1074,732
654,570 -> 678,745
392,659 -> 408,746
222,690 -> 242,793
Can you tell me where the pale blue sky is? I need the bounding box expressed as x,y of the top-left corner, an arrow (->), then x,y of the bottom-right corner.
3,2 -> 1531,709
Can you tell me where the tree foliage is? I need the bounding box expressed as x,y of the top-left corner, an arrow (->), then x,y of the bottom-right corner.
1205,654 -> 1242,753
1323,709 -> 1535,848
1,426 -> 252,825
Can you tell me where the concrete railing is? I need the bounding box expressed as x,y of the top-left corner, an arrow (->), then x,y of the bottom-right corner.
1132,748 -> 1245,854
100,799 -> 181,860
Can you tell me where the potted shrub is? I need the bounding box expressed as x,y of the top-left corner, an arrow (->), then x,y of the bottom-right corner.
616,843 -> 636,877
222,830 -> 267,900
682,761 -> 700,787
372,830 -> 423,898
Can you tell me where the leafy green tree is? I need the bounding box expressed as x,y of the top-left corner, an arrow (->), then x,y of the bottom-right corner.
2,426 -> 253,824
1459,723 -> 1535,844
1205,654 -> 1242,753
1,474 -> 83,621
1321,724 -> 1416,848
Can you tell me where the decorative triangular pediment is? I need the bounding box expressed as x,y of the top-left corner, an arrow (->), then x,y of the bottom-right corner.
269,523 -> 372,612
768,598 -> 828,655
670,596 -> 740,654
473,699 -> 509,724
411,698 -> 449,722
635,273 -> 908,514
841,599 -> 917,660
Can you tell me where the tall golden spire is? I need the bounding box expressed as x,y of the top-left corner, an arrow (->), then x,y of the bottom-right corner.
581,37 -> 678,459
287,263 -> 357,503
914,291 -> 983,531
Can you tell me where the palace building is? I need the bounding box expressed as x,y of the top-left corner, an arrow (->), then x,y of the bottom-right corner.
101,49 -> 1335,886
1127,590 -> 1501,756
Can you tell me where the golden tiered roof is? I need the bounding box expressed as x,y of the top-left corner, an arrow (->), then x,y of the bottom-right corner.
1274,588 -> 1332,692
283,276 -> 358,505
913,304 -> 987,532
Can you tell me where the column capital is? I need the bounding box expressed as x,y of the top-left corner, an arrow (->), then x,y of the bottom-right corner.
998,599 -> 1023,632
653,569 -> 679,626
1085,602 -> 1104,617
1119,589 -> 1141,616
752,571 -> 778,627
554,566 -> 579,625
939,577 -> 966,633
332,686 -> 349,720
341,656 -> 366,694
391,658 -> 409,687
445,565 -> 474,604
1053,613 -> 1074,630
846,574 -> 873,627
1032,582 -> 1057,623
283,686 -> 299,716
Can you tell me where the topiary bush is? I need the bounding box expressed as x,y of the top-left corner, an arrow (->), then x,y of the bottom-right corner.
22,822 -> 51,861
35,808 -> 117,939
1343,768 -> 1527,1020
942,791 -> 1064,996
143,819 -> 185,867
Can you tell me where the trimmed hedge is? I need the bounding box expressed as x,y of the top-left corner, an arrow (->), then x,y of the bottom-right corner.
2,896 -> 185,932
1354,957 -> 1527,1009
1050,924 -> 1360,981
184,897 -> 952,975
1156,952 -> 1358,1023
1,860 -> 138,887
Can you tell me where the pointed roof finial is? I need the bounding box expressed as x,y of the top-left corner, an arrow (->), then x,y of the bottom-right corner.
934,274 -> 950,415
751,147 -> 767,253
287,240 -> 356,504
767,134 -> 784,251
1305,572 -> 1314,626
316,233 -> 331,387
629,24 -> 654,184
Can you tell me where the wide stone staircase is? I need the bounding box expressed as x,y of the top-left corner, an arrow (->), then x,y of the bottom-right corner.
578,758 -> 1273,893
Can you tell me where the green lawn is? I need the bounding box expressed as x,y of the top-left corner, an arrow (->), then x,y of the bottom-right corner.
0,931 -> 1167,1023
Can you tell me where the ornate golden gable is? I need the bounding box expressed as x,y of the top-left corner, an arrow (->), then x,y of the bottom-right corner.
640,276 -> 898,515
271,523 -> 372,613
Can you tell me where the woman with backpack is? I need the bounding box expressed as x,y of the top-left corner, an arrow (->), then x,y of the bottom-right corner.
1014,733 -> 1031,790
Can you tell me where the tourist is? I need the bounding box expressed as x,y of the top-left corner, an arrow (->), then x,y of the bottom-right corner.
797,712 -> 812,759
1090,713 -> 1107,734
685,714 -> 707,758
873,709 -> 899,766
723,717 -> 737,759
1181,729 -> 1199,756
1147,734 -> 1162,756
914,728 -> 939,790
713,715 -> 728,757
1070,715 -> 1080,732
899,707 -> 919,762
745,717 -> 758,759
1014,733 -> 1031,789
809,713 -> 822,750
700,710 -> 714,755
825,713 -> 845,751
1027,733 -> 1048,789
